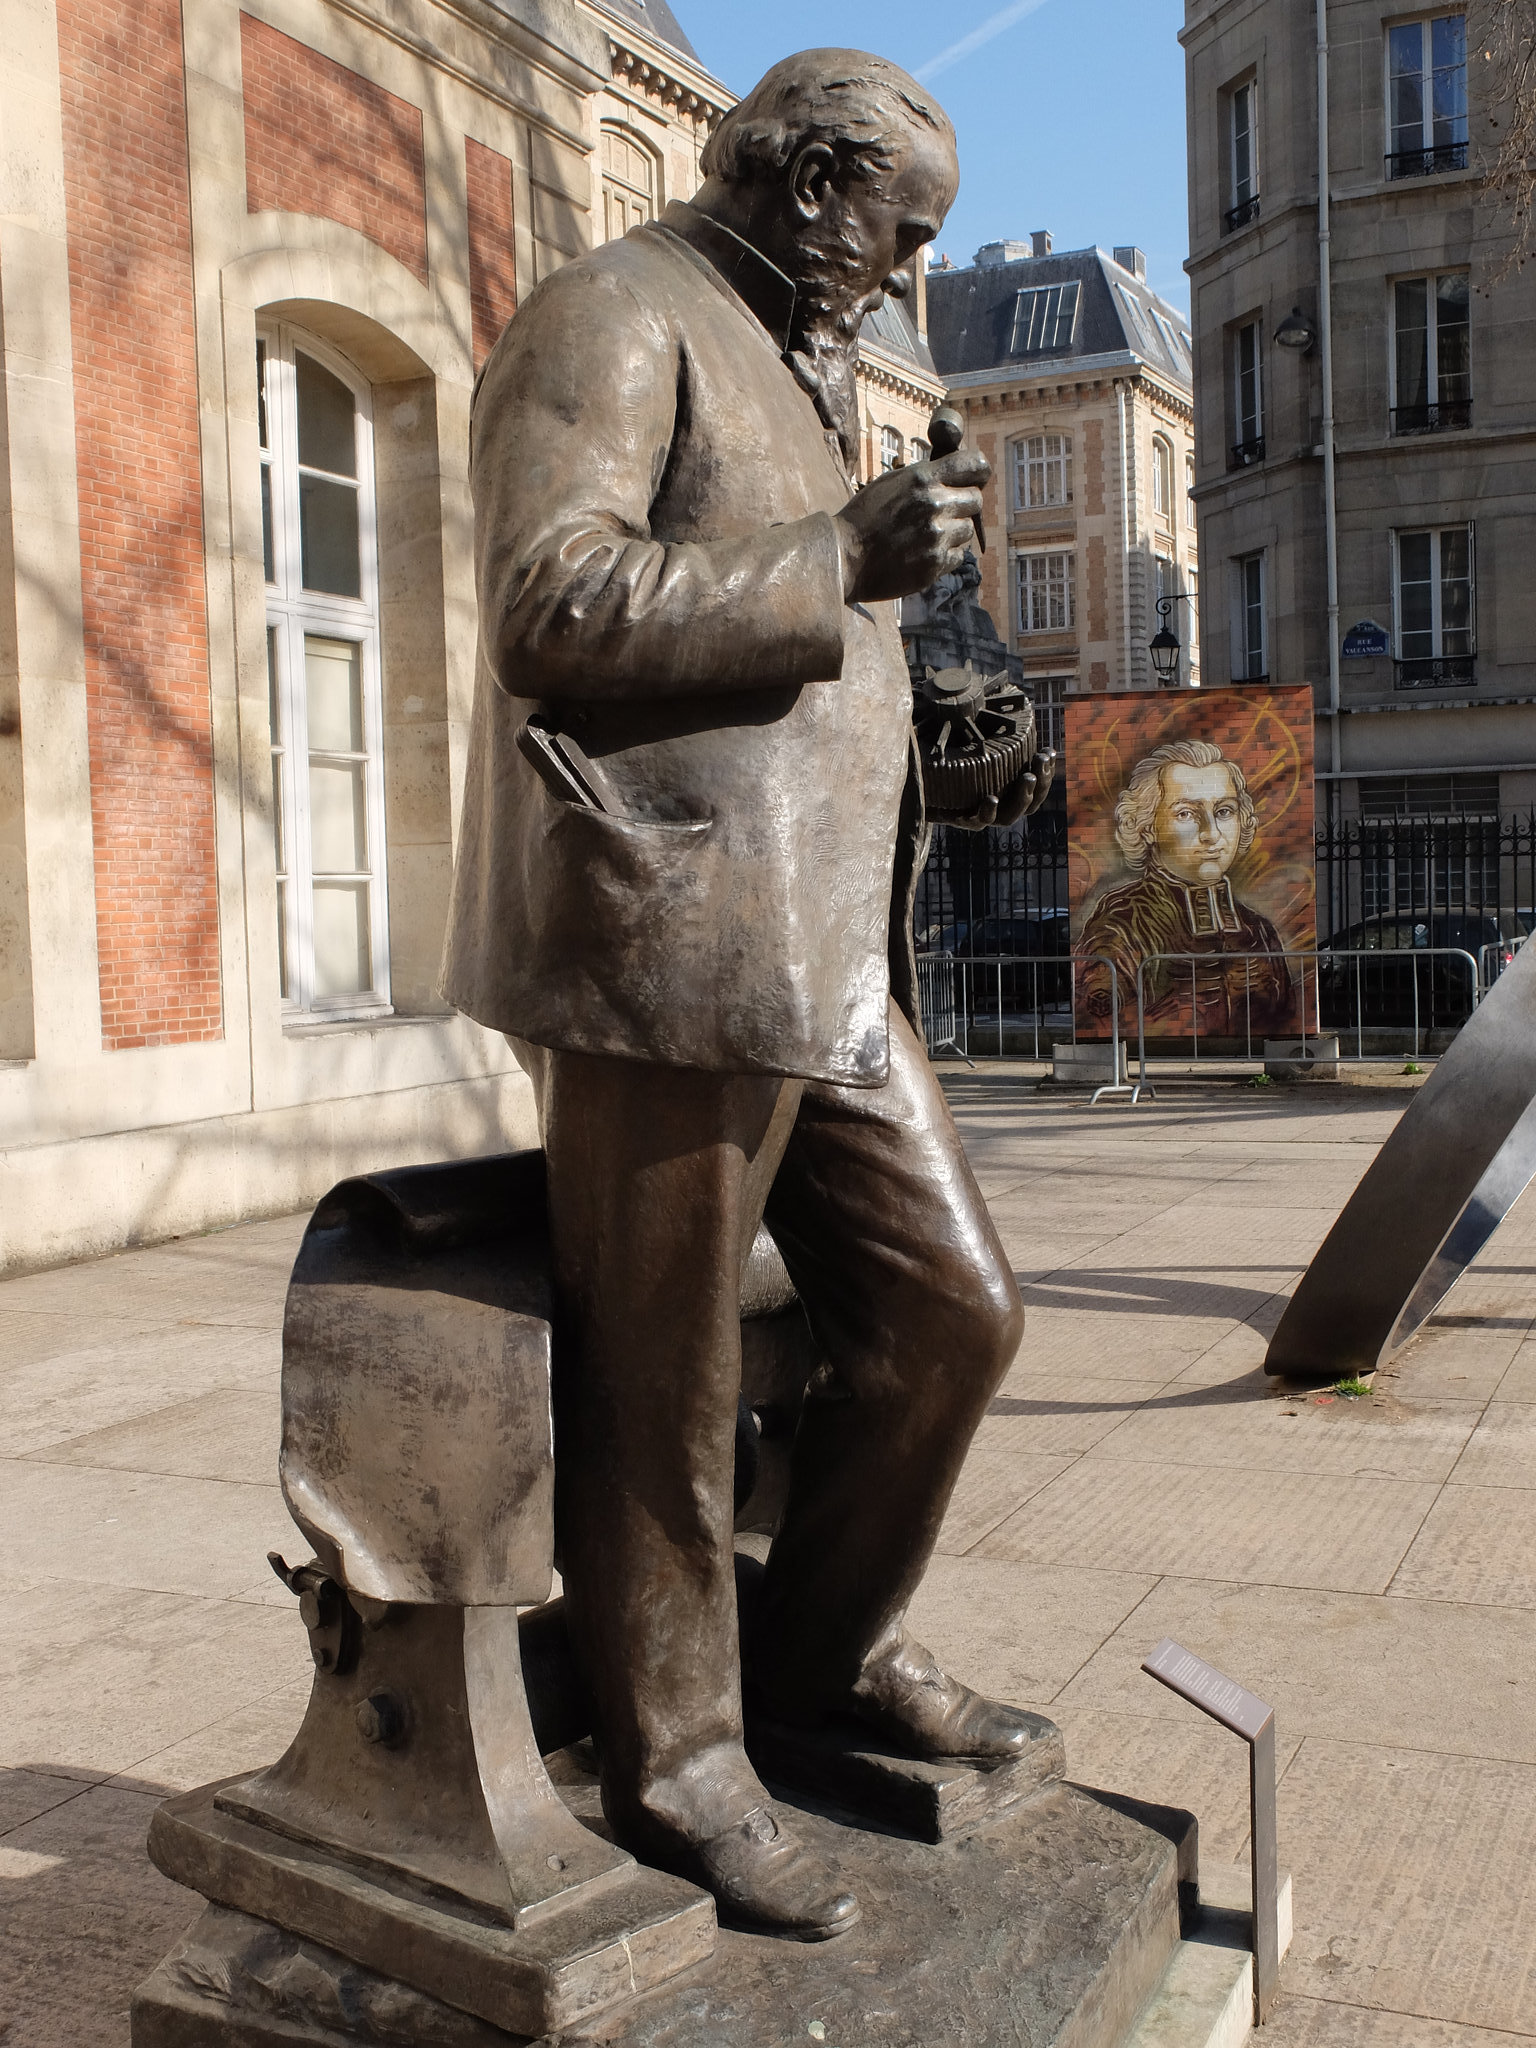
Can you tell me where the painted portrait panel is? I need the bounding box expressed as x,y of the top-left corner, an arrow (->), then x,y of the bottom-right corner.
1066,687 -> 1316,1042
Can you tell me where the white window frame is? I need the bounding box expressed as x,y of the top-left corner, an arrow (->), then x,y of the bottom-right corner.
1234,321 -> 1264,449
1013,433 -> 1074,511
1385,12 -> 1469,164
1392,523 -> 1476,660
880,424 -> 904,473
1010,282 -> 1080,355
1117,284 -> 1153,353
1016,551 -> 1076,635
1232,552 -> 1267,680
1188,567 -> 1201,677
1231,78 -> 1258,208
1150,307 -> 1182,361
600,122 -> 659,243
1389,268 -> 1472,415
260,323 -> 391,1021
1152,435 -> 1175,523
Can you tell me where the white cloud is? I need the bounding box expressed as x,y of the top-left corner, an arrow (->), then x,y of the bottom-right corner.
917,0 -> 1057,82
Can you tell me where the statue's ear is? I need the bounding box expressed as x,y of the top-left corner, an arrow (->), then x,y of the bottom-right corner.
788,143 -> 837,223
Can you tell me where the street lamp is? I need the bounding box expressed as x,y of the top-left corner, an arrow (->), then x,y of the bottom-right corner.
1274,306 -> 1317,354
1149,593 -> 1193,687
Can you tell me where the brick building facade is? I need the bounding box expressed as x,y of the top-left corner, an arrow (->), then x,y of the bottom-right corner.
926,237 -> 1199,743
0,0 -> 746,1270
0,0 -> 962,1269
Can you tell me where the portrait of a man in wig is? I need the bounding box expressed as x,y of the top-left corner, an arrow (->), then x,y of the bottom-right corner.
1080,739 -> 1295,1035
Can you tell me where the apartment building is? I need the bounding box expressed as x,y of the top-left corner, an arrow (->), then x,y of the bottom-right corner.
1183,0 -> 1536,826
926,236 -> 1200,738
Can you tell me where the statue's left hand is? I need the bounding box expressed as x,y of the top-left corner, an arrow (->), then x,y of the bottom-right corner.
939,750 -> 1056,832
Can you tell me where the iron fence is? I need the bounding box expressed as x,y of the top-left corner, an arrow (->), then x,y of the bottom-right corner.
912,810 -> 1536,1062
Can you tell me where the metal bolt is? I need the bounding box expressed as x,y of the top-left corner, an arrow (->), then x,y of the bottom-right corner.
355,1692 -> 408,1746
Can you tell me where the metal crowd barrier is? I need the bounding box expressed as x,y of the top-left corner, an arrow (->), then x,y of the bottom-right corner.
1130,946 -> 1482,1095
914,951 -> 1129,1101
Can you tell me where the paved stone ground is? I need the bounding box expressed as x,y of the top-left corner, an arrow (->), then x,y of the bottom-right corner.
4,1077 -> 1535,2046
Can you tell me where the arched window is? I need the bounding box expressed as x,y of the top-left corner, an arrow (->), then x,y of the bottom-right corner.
1152,435 -> 1175,523
258,326 -> 389,1017
601,126 -> 657,243
881,425 -> 904,472
1013,433 -> 1073,510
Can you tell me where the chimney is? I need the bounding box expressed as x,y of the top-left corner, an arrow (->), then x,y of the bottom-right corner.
1114,246 -> 1147,280
974,240 -> 1032,268
1031,229 -> 1053,259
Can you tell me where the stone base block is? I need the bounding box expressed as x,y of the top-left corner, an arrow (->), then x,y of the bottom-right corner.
1263,1037 -> 1341,1081
136,1777 -> 1193,2048
1054,1042 -> 1129,1085
145,1782 -> 714,2040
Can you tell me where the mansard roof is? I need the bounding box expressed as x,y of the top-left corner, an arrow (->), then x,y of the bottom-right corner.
586,0 -> 701,65
926,246 -> 1192,390
859,292 -> 937,378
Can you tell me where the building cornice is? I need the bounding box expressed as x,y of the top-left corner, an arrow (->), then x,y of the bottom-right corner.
946,357 -> 1194,426
856,339 -> 945,409
603,32 -> 731,129
944,349 -> 1192,403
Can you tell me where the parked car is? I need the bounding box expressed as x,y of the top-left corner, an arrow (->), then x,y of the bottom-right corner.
945,910 -> 1073,1012
1319,912 -> 1526,1027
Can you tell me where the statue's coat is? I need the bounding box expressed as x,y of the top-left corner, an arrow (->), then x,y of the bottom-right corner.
442,204 -> 914,1086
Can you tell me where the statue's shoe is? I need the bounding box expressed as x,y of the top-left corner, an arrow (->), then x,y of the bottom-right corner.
665,1804 -> 860,1942
844,1636 -> 1036,1763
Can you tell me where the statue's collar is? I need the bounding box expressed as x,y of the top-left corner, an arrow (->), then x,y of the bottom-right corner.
660,202 -> 798,354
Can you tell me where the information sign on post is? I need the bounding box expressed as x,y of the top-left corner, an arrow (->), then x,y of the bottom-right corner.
1142,1638 -> 1279,2025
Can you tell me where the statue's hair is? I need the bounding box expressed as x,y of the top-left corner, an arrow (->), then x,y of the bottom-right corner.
700,49 -> 954,190
1114,739 -> 1258,871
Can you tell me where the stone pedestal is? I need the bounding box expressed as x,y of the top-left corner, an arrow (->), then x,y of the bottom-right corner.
135,1756 -> 1194,2048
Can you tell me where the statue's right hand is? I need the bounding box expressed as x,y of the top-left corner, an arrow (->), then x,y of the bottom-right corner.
835,451 -> 990,607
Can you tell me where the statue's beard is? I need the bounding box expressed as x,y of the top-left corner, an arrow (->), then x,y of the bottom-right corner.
785,222 -> 884,468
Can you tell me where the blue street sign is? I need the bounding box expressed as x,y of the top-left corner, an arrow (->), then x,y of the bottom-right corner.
1342,620 -> 1391,659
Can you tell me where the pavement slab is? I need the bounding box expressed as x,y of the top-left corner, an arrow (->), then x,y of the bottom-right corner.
905,1554 -> 1158,1706
1390,1483 -> 1536,1607
1260,1993 -> 1536,2044
28,1384 -> 283,1485
1446,1400 -> 1536,1488
0,1779 -> 201,2048
1277,1738 -> 1536,2035
974,1458 -> 1440,1594
1054,1577 -> 1536,1766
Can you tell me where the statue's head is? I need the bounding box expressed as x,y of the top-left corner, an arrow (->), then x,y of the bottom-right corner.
1114,740 -> 1258,888
698,50 -> 958,356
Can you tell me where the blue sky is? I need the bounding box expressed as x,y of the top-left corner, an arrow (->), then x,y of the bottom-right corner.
676,0 -> 1192,315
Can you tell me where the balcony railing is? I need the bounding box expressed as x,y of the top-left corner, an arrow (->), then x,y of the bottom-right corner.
1387,141 -> 1470,179
1229,437 -> 1266,469
1223,194 -> 1261,234
1396,654 -> 1476,690
1391,400 -> 1473,435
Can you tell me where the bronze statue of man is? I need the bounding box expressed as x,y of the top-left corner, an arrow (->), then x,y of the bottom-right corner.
444,50 -> 1028,1942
